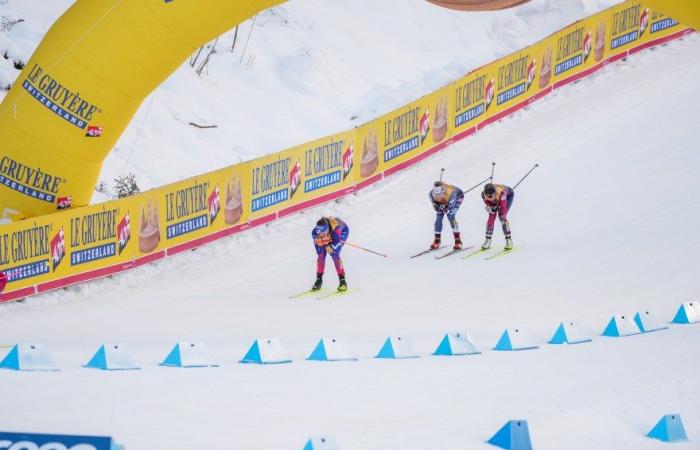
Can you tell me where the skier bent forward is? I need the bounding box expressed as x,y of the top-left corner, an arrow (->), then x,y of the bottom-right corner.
311,216 -> 349,292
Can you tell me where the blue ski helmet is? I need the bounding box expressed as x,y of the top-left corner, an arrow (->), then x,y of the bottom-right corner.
315,218 -> 330,234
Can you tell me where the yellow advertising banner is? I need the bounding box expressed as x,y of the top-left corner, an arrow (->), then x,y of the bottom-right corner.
288,130 -> 358,208
355,117 -> 382,181
641,0 -> 700,32
606,3 -> 646,56
546,16 -> 605,86
0,160 -> 254,294
451,69 -> 491,138
63,203 -> 127,274
248,148 -> 300,220
355,98 -> 436,176
488,40 -> 550,119
248,130 -> 359,218
419,86 -> 454,151
155,163 -> 250,252
639,4 -> 686,43
0,214 -> 60,291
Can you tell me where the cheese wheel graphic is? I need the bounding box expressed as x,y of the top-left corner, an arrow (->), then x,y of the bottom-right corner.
360,131 -> 379,177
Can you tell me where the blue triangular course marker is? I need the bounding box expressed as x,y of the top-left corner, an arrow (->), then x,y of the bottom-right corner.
0,344 -> 58,371
374,336 -> 419,359
433,336 -> 451,355
160,342 -> 218,368
307,338 -> 357,362
162,344 -> 182,366
549,324 -> 567,344
601,314 -> 640,337
493,331 -> 513,350
375,338 -> 396,358
83,344 -> 140,370
647,414 -> 688,442
672,306 -> 691,324
308,341 -> 327,361
487,420 -> 532,450
433,332 -> 480,356
302,436 -> 338,450
239,338 -> 291,364
493,329 -> 538,351
548,322 -> 592,345
671,301 -> 699,324
634,311 -> 668,333
0,345 -> 20,370
240,340 -> 262,363
376,338 -> 396,358
86,346 -> 107,369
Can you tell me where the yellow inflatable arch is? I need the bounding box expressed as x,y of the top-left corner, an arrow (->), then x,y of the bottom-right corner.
0,0 -> 284,219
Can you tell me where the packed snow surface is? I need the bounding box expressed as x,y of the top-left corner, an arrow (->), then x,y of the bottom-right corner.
1,30 -> 699,450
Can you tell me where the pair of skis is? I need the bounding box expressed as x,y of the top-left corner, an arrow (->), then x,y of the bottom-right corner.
462,246 -> 522,260
409,245 -> 466,259
410,245 -> 522,260
289,288 -> 359,300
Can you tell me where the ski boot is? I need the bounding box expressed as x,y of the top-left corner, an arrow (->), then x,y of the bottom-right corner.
337,274 -> 348,292
453,232 -> 462,250
311,273 -> 323,291
504,236 -> 513,251
430,233 -> 441,250
481,236 -> 492,250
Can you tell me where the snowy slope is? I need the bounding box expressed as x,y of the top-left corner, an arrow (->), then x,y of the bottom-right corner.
0,31 -> 698,450
0,0 -> 619,200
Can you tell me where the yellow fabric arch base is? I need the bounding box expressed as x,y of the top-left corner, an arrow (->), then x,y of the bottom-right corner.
0,0 -> 284,219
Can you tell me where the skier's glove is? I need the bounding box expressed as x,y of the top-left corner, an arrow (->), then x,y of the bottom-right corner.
485,206 -> 497,213
325,245 -> 333,255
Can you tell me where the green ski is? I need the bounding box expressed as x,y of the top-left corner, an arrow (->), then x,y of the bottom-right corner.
316,288 -> 360,300
462,247 -> 491,259
485,247 -> 523,260
289,289 -> 326,299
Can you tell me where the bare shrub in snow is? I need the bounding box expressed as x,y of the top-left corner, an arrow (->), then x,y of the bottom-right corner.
95,180 -> 109,195
0,16 -> 23,32
113,173 -> 140,198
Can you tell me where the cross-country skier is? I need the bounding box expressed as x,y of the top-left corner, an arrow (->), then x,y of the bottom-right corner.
481,183 -> 514,250
429,181 -> 464,250
311,217 -> 349,292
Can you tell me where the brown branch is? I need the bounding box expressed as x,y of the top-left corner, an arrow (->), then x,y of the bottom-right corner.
188,122 -> 218,129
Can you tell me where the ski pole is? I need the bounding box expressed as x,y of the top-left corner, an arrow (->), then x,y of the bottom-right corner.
462,176 -> 492,195
345,241 -> 388,258
438,168 -> 445,182
512,164 -> 539,190
490,162 -> 496,182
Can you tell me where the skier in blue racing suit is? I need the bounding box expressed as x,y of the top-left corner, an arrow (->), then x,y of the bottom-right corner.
311,216 -> 349,292
428,181 -> 464,250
